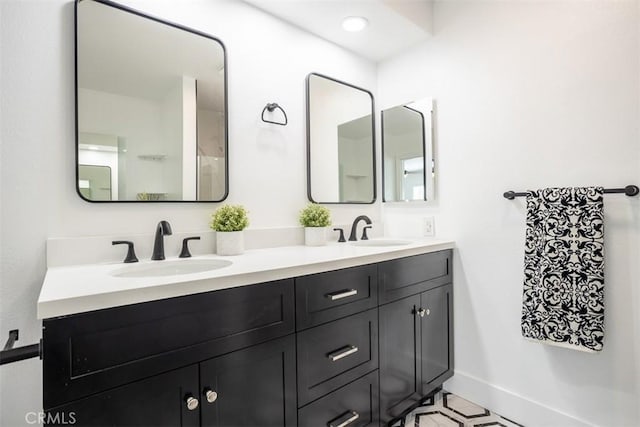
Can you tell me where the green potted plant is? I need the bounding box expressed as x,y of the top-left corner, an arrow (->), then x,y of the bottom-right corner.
210,204 -> 249,255
299,203 -> 331,246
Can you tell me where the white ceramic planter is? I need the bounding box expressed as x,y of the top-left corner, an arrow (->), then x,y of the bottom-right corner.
216,231 -> 244,256
304,227 -> 327,246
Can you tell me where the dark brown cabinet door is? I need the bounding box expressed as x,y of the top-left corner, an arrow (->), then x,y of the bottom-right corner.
47,365 -> 200,426
200,335 -> 297,427
379,284 -> 454,424
379,294 -> 421,423
421,284 -> 454,395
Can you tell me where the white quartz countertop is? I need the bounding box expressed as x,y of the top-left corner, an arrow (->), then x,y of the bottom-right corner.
37,238 -> 455,319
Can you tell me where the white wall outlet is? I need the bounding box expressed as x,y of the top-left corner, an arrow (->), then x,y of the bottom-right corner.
423,216 -> 435,236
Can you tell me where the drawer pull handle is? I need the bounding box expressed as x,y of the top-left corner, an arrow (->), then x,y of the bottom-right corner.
329,411 -> 360,427
326,289 -> 357,301
328,345 -> 359,362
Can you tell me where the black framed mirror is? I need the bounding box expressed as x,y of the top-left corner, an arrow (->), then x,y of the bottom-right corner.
381,98 -> 434,202
306,73 -> 376,204
75,0 -> 228,202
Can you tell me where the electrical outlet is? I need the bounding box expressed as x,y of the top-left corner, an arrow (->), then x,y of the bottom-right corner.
423,216 -> 435,236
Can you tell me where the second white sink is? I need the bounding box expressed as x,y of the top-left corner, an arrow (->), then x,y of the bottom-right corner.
111,259 -> 232,278
350,239 -> 412,247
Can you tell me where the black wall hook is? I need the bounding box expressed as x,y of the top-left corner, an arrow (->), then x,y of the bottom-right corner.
261,103 -> 288,126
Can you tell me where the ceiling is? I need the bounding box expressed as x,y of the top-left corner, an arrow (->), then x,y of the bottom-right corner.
242,0 -> 433,63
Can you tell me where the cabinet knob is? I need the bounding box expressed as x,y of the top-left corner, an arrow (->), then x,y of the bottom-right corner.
418,308 -> 426,317
185,395 -> 199,411
426,308 -> 431,316
204,388 -> 218,403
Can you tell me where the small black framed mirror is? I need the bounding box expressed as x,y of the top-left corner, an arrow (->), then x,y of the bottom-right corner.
381,98 -> 434,202
306,73 -> 376,204
75,0 -> 228,202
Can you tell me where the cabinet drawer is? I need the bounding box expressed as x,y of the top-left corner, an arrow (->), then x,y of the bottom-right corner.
298,371 -> 379,427
297,309 -> 378,406
43,279 -> 294,409
296,263 -> 377,330
379,250 -> 451,304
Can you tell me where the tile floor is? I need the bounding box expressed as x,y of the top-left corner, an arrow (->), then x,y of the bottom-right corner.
394,391 -> 524,427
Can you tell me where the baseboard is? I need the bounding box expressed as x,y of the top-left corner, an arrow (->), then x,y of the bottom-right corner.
444,370 -> 597,427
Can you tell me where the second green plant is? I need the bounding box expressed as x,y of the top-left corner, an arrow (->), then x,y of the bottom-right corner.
299,203 -> 331,228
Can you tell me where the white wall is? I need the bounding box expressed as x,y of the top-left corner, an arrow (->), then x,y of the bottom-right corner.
181,76 -> 197,200
378,1 -> 640,425
159,77 -> 185,200
196,108 -> 225,200
0,1 -> 377,425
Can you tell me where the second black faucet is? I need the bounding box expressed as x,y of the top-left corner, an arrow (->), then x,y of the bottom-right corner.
151,220 -> 173,260
348,215 -> 372,241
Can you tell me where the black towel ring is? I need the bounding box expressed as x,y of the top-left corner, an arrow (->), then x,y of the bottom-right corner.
261,103 -> 288,126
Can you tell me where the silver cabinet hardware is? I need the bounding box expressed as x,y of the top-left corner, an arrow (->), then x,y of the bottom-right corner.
185,395 -> 199,411
327,345 -> 359,362
204,388 -> 218,403
418,308 -> 426,317
329,411 -> 360,427
326,289 -> 357,301
426,308 -> 431,316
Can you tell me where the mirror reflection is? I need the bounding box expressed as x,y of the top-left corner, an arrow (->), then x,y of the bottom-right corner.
306,73 -> 376,204
382,98 -> 434,202
76,0 -> 227,202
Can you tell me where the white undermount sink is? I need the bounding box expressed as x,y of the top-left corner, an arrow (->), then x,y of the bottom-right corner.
350,239 -> 412,247
111,259 -> 233,278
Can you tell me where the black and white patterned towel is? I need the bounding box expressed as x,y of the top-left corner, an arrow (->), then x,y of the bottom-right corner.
521,187 -> 605,352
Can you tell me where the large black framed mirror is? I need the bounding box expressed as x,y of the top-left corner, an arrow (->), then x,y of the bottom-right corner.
381,98 -> 434,202
75,0 -> 228,202
306,73 -> 376,204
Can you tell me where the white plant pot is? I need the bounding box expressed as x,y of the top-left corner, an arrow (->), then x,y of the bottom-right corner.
305,227 -> 327,247
216,231 -> 244,256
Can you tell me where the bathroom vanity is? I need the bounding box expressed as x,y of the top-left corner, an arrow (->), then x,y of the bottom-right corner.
38,241 -> 454,426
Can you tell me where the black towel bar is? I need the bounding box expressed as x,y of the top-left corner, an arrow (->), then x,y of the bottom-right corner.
0,329 -> 41,365
503,185 -> 639,200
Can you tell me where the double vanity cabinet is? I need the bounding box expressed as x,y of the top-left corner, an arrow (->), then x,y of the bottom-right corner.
41,248 -> 453,426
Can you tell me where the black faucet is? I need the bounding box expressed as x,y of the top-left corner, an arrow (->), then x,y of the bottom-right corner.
348,215 -> 372,241
151,220 -> 173,260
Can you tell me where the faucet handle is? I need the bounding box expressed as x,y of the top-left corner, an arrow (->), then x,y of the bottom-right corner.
361,226 -> 372,241
332,228 -> 346,243
112,241 -> 139,263
179,237 -> 201,258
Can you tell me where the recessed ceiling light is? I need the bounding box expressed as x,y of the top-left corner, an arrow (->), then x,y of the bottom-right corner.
342,16 -> 368,32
